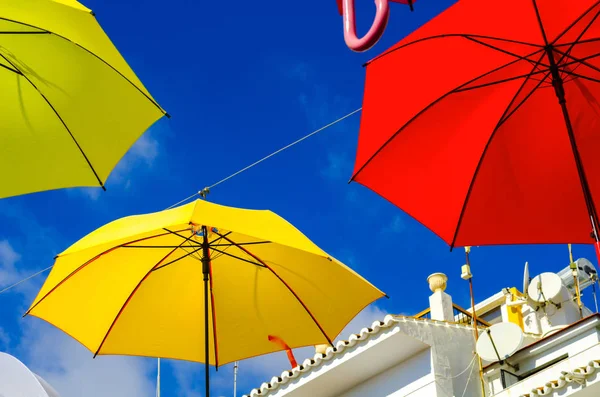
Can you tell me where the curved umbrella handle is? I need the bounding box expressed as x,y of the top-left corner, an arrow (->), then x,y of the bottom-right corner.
341,0 -> 390,52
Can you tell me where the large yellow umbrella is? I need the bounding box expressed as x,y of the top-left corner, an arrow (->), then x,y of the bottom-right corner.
26,199 -> 385,396
0,0 -> 168,198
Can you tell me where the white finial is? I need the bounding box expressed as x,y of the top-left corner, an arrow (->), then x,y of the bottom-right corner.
428,273 -> 448,293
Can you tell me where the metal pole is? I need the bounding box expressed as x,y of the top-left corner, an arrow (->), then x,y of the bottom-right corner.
156,358 -> 160,397
593,280 -> 599,313
568,244 -> 584,318
234,361 -> 239,397
202,225 -> 211,397
465,247 -> 486,397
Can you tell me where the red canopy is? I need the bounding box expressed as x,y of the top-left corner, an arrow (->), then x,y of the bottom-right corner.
352,0 -> 600,249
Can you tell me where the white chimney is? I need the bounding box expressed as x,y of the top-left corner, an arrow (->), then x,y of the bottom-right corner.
428,273 -> 454,322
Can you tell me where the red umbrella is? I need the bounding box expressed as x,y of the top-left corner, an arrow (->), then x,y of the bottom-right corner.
351,1 -> 600,257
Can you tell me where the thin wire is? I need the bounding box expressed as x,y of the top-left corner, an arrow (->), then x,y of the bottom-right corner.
166,192 -> 200,210
436,354 -> 477,380
460,356 -> 477,397
0,265 -> 53,295
0,108 -> 363,298
165,107 -> 362,209
208,108 -> 362,190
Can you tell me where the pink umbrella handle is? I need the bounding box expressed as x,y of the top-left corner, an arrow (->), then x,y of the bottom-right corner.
341,0 -> 390,52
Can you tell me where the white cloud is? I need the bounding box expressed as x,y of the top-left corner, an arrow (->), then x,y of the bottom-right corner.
67,130 -> 161,200
0,239 -> 21,284
320,152 -> 352,181
0,239 -> 40,299
168,361 -> 203,397
17,319 -> 156,397
127,133 -> 160,166
382,215 -> 407,235
0,327 -> 10,349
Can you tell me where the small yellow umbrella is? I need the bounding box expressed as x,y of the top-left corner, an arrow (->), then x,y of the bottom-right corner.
0,0 -> 168,198
26,200 -> 385,396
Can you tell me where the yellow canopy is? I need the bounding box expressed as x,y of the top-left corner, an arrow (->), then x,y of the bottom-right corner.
27,199 -> 385,367
0,0 -> 167,198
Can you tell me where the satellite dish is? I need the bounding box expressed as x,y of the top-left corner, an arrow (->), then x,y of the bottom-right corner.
523,262 -> 530,294
527,272 -> 563,303
476,322 -> 524,362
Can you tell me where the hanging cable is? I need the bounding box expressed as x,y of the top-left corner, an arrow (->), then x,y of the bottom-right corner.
0,108 -> 363,298
436,353 -> 477,380
0,265 -> 53,295
460,357 -> 478,397
167,107 -> 362,208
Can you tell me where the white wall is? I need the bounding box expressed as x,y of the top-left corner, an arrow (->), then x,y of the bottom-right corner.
485,320 -> 600,397
340,350 -> 435,397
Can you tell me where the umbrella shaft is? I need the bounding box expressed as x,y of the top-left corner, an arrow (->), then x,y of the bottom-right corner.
546,47 -> 600,245
202,226 -> 211,397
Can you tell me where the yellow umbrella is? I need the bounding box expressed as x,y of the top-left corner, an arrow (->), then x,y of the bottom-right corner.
0,0 -> 168,198
26,199 -> 385,396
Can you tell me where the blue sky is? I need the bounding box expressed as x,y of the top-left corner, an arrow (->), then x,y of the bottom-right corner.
1,1 -> 599,396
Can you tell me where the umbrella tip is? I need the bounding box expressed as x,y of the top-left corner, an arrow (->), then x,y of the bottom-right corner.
165,112 -> 172,119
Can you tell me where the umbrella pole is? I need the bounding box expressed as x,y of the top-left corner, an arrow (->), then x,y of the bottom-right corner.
202,225 -> 211,397
464,247 -> 486,397
546,47 -> 600,271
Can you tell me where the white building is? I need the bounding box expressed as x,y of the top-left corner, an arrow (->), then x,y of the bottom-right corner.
245,260 -> 600,397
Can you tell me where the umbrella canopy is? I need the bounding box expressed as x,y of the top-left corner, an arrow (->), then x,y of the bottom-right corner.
25,199 -> 385,396
352,0 -> 600,250
0,0 -> 168,199
0,352 -> 61,397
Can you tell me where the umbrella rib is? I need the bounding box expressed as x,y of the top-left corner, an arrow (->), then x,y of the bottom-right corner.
555,48 -> 600,76
532,0 -> 550,45
151,246 -> 203,272
211,241 -> 271,247
212,231 -> 334,346
454,67 -> 549,93
0,16 -> 169,117
561,69 -> 600,84
557,37 -> 600,47
0,31 -> 48,35
25,228 -> 189,316
208,247 -> 267,268
0,62 -> 21,75
554,9 -> 600,68
0,52 -> 106,190
550,0 -> 600,45
352,47 -> 544,182
93,232 -> 197,357
164,227 -> 232,246
122,245 -> 197,249
463,36 -> 547,68
367,34 -> 542,66
450,58 -> 550,248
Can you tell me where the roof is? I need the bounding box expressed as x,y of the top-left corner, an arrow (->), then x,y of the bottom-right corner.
518,359 -> 600,397
244,314 -> 482,397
